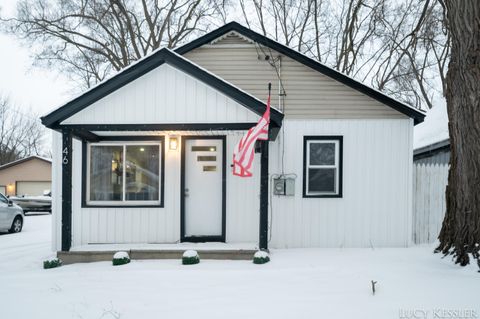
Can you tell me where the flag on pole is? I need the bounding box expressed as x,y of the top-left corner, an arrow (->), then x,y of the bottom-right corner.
233,83 -> 271,177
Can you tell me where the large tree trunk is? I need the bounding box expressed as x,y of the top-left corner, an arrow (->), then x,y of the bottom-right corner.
436,0 -> 480,267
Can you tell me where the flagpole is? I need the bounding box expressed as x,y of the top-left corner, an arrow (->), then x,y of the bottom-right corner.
259,83 -> 271,250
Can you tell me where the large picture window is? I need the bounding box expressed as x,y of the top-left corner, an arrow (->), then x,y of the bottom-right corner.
87,141 -> 163,206
303,136 -> 343,198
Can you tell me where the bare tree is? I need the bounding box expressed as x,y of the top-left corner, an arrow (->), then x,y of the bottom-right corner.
238,0 -> 449,110
435,0 -> 480,269
0,96 -> 46,165
239,0 -> 315,51
1,0 -> 229,89
2,0 -> 449,110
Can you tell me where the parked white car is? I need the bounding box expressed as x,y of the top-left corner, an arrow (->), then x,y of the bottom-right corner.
0,193 -> 24,233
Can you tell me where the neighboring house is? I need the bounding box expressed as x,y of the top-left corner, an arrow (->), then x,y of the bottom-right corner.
414,139 -> 450,165
0,156 -> 52,196
41,22 -> 425,254
412,139 -> 450,244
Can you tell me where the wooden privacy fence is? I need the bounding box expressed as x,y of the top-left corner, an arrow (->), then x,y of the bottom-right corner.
413,163 -> 449,244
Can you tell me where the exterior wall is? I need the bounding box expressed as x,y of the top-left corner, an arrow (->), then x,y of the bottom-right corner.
52,118 -> 413,250
268,118 -> 414,248
0,158 -> 52,196
49,35 -> 416,250
52,132 -> 260,250
62,63 -> 260,125
184,37 -> 408,120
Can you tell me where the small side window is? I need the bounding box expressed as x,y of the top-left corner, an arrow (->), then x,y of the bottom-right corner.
303,136 -> 343,198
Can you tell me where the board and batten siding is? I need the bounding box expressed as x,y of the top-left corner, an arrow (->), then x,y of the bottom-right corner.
51,131 -> 259,250
268,119 -> 413,248
184,36 -> 407,120
52,118 -> 414,249
61,63 -> 260,125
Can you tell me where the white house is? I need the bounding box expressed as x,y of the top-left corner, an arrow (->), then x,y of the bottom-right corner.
42,22 -> 425,257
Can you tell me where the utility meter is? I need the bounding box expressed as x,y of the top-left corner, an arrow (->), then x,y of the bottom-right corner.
273,177 -> 295,196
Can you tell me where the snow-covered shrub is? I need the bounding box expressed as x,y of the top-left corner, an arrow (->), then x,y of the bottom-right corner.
182,250 -> 200,265
43,257 -> 62,269
253,251 -> 270,264
112,251 -> 130,266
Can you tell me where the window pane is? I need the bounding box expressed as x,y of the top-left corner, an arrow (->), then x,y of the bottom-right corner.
125,145 -> 159,201
90,146 -> 123,201
308,168 -> 336,193
198,156 -> 216,161
310,142 -> 336,165
191,146 -> 216,152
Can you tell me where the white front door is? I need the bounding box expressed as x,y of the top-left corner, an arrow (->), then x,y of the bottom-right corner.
183,138 -> 224,240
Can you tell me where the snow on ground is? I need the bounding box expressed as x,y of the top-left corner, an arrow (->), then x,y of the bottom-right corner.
1,215 -> 479,319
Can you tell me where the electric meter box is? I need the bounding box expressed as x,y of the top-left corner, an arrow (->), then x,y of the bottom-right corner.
273,177 -> 295,196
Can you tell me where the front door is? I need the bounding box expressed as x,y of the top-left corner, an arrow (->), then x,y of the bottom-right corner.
181,137 -> 225,242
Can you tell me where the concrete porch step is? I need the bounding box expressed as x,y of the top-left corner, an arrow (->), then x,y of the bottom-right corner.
58,249 -> 257,265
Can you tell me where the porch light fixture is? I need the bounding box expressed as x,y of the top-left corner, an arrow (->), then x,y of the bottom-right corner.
169,136 -> 178,151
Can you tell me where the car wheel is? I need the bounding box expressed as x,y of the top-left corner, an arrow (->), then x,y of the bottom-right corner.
9,216 -> 23,233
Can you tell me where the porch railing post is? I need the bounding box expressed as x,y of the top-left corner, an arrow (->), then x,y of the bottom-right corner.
61,129 -> 73,251
259,140 -> 269,250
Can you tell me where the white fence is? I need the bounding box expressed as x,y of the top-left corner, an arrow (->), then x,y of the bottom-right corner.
413,163 -> 449,244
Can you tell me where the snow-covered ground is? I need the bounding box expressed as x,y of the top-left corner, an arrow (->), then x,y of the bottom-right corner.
0,215 -> 478,319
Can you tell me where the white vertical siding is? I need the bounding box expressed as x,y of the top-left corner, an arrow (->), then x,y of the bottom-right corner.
55,133 -> 260,247
412,163 -> 448,244
226,134 -> 260,243
268,118 -> 413,248
52,118 -> 413,249
61,64 -> 260,125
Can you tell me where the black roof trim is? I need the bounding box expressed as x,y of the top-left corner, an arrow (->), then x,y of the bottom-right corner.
41,48 -> 283,128
0,155 -> 52,171
176,22 -> 426,125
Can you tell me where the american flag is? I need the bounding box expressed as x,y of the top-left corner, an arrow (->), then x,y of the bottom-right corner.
232,84 -> 271,177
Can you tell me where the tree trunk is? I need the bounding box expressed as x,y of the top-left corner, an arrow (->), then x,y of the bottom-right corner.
436,0 -> 480,268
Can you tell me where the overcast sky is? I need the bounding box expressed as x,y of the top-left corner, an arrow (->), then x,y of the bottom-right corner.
0,0 -> 70,116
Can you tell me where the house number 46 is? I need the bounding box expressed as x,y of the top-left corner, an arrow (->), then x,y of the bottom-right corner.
63,147 -> 69,165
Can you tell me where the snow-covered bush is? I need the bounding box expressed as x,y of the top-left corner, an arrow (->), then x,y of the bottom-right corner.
112,251 -> 130,266
43,257 -> 62,269
182,250 -> 200,265
253,251 -> 270,264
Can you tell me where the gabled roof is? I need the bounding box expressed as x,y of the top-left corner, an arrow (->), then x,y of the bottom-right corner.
0,155 -> 52,171
41,48 -> 284,129
176,22 -> 426,125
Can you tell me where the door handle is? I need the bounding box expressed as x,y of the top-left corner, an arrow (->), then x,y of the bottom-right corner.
184,188 -> 189,197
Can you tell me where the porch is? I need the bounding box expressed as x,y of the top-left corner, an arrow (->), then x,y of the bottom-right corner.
59,242 -> 257,264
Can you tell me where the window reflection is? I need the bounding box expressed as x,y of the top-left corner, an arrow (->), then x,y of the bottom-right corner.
125,145 -> 160,201
90,146 -> 123,201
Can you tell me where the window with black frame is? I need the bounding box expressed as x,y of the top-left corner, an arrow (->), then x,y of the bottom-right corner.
88,142 -> 161,205
303,136 -> 343,198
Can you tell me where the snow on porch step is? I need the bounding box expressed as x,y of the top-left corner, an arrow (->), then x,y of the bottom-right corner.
57,249 -> 257,265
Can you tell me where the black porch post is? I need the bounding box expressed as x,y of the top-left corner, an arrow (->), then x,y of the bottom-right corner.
61,129 -> 73,251
259,140 -> 269,250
